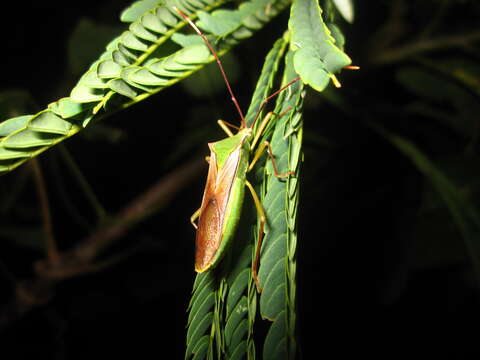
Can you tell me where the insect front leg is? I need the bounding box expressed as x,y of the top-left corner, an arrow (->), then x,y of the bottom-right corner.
190,208 -> 201,229
217,119 -> 239,137
248,140 -> 294,178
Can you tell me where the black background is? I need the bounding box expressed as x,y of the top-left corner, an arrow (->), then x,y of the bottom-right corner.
1,1 -> 479,359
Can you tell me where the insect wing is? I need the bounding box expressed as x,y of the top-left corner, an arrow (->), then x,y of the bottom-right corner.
195,144 -> 242,271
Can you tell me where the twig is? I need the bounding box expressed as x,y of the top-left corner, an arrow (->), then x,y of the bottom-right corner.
0,157 -> 204,330
0,166 -> 31,215
366,0 -> 408,54
49,152 -> 93,231
71,156 -> 205,263
58,144 -> 107,223
370,31 -> 480,65
31,159 -> 60,266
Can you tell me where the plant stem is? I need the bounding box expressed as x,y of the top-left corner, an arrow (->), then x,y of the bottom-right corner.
370,31 -> 480,65
0,157 -> 204,329
73,157 -> 205,262
31,159 -> 60,266
58,144 -> 107,223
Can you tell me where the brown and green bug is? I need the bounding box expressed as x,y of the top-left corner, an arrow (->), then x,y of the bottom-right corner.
174,7 -> 299,291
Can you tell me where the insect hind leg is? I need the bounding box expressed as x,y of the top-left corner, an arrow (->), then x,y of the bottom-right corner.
245,180 -> 266,293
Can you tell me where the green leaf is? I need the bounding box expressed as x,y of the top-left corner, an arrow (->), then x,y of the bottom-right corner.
68,18 -> 122,76
197,10 -> 242,36
0,148 -> 29,160
244,36 -> 288,128
226,269 -> 250,318
186,311 -> 214,357
141,12 -> 169,33
327,23 -> 346,50
126,67 -> 170,86
289,0 -> 351,91
48,98 -> 91,119
175,44 -> 211,65
188,292 -> 215,329
190,335 -> 209,360
97,60 -> 123,79
258,50 -> 303,359
121,0 -> 161,23
1,0 -> 293,174
229,339 -> 247,360
186,272 -> 216,358
197,0 -> 278,37
260,263 -> 286,320
0,115 -> 32,137
70,84 -> 106,103
2,129 -> 59,149
225,297 -> 248,348
79,70 -> 109,89
129,22 -> 158,42
171,33 -> 206,47
107,79 -> 138,98
155,6 -> 179,27
228,318 -> 248,354
332,0 -> 354,23
292,50 -> 330,91
263,311 -> 287,360
28,111 -> 74,135
121,31 -> 149,51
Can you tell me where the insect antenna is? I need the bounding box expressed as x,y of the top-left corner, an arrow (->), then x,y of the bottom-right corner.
250,76 -> 300,129
173,7 -> 247,128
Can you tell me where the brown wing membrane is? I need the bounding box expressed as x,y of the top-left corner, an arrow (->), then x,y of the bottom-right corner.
195,143 -> 241,271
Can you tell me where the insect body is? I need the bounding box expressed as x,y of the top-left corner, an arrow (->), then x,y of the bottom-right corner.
194,128 -> 251,272
175,7 -> 297,290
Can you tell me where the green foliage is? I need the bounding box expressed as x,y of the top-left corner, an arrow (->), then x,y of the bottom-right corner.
6,0 -> 480,359
0,0 -> 355,357
331,0 -> 354,23
289,0 -> 351,91
259,51 -> 303,359
185,29 -> 305,358
0,0 -> 293,175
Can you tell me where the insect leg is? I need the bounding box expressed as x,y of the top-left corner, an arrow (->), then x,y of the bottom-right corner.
250,112 -> 274,151
245,180 -> 266,293
217,120 -> 238,137
190,208 -> 201,229
250,107 -> 294,151
249,76 -> 300,129
248,140 -> 294,178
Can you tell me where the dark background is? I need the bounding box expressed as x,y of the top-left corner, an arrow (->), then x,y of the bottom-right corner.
1,1 -> 480,359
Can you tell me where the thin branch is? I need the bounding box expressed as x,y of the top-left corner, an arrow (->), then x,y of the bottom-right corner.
0,157 -> 204,330
0,166 -> 31,215
49,152 -> 93,231
58,144 -> 107,223
31,159 -> 60,266
71,156 -> 205,263
418,0 -> 449,39
366,0 -> 408,54
370,31 -> 480,65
